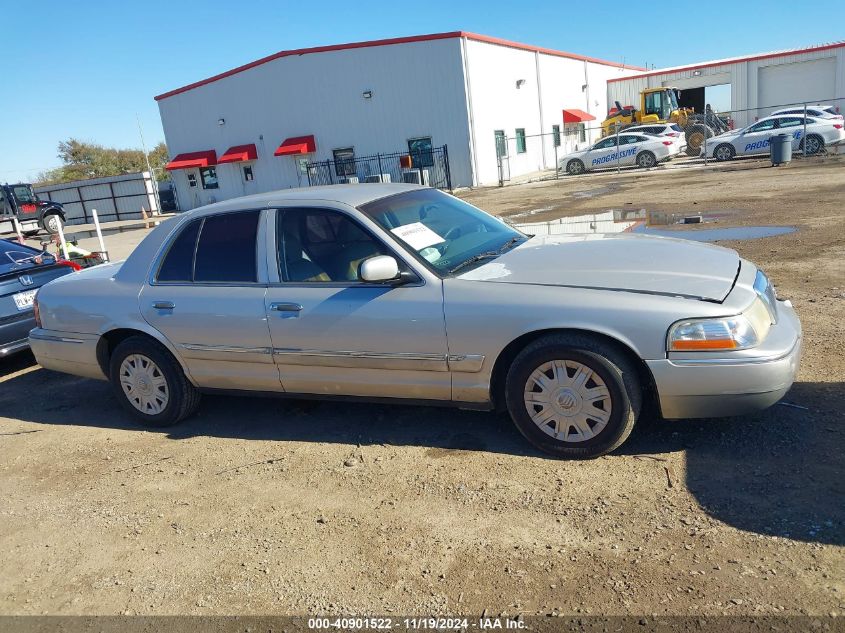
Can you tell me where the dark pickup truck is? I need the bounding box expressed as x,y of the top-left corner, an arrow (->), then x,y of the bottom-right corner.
0,183 -> 66,236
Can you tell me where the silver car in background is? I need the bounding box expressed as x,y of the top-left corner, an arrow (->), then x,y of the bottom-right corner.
30,185 -> 801,458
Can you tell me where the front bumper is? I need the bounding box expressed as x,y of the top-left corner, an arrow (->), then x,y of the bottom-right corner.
646,300 -> 802,419
29,328 -> 106,380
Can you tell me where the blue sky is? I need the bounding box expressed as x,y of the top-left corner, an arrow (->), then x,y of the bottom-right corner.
3,0 -> 843,182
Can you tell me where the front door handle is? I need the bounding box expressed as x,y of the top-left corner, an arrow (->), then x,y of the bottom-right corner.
269,302 -> 303,312
152,301 -> 175,310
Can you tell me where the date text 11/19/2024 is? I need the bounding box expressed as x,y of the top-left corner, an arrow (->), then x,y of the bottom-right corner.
308,616 -> 526,630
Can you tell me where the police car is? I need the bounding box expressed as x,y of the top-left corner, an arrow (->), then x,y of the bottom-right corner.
702,114 -> 845,161
558,133 -> 679,175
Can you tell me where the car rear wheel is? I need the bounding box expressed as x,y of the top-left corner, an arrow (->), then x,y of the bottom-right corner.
714,143 -> 735,161
109,335 -> 201,427
801,134 -> 824,156
505,334 -> 642,458
43,213 -> 63,235
636,151 -> 657,168
566,159 -> 585,175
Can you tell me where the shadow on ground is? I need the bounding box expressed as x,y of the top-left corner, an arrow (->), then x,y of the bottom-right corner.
1,360 -> 842,546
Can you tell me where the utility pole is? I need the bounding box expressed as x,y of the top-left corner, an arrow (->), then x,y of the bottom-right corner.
136,114 -> 162,215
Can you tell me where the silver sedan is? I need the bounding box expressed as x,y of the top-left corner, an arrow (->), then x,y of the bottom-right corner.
29,184 -> 801,458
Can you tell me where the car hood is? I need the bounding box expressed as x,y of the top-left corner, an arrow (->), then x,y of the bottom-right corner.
458,233 -> 740,302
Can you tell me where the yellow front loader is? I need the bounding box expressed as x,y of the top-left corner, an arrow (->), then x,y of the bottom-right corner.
602,87 -> 729,156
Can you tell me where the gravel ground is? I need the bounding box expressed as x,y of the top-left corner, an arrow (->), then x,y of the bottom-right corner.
0,156 -> 842,618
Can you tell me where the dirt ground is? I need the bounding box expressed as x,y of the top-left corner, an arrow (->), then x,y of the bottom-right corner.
0,157 -> 843,618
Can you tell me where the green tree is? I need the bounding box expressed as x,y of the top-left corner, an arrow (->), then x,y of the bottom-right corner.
34,139 -> 170,185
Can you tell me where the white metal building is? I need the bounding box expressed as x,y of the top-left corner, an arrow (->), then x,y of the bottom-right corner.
155,32 -> 640,209
607,41 -> 845,130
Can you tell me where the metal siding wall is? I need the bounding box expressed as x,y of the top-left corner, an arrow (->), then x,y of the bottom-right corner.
466,39 -> 640,185
158,39 -> 473,209
607,46 -> 844,129
33,172 -> 157,224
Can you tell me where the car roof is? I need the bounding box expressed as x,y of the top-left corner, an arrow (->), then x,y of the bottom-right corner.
182,183 -> 427,218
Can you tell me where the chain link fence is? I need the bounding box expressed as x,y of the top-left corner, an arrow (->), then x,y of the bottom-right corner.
494,97 -> 845,186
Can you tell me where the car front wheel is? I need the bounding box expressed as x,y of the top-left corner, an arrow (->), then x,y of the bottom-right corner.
43,213 -> 64,235
566,159 -> 585,175
505,334 -> 642,458
109,335 -> 201,427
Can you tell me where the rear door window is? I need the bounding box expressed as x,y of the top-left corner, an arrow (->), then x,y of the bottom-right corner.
157,220 -> 200,282
194,211 -> 260,283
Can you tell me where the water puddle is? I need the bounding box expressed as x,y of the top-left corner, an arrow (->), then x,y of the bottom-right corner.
631,225 -> 796,242
515,209 -> 796,242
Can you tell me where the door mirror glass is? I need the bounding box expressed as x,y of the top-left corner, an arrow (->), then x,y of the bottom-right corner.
359,255 -> 399,282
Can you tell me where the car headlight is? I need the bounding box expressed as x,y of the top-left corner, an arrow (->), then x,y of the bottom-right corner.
668,296 -> 773,352
753,270 -> 778,324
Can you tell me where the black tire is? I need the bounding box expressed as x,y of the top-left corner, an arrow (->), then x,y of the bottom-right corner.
636,151 -> 657,169
713,143 -> 735,162
684,123 -> 713,156
801,134 -> 824,156
43,213 -> 64,235
109,335 -> 201,427
567,159 -> 585,175
505,334 -> 642,458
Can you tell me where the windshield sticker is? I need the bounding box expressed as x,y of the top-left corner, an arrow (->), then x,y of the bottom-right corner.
391,222 -> 445,250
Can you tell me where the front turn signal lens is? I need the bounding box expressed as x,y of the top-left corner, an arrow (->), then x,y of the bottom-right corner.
668,316 -> 759,352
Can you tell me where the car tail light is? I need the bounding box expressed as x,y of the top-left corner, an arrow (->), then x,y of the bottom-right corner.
662,141 -> 673,146
33,295 -> 42,328
834,124 -> 843,129
57,259 -> 82,271
667,132 -> 680,137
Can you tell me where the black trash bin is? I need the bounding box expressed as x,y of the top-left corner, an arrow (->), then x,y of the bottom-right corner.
770,133 -> 793,166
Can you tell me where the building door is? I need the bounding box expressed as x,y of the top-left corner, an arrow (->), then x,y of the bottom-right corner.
494,130 -> 510,184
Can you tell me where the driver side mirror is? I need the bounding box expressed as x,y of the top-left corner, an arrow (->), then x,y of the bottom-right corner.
359,255 -> 411,284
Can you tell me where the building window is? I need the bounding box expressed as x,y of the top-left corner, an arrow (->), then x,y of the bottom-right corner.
552,125 -> 561,147
199,166 -> 218,189
408,137 -> 434,167
187,173 -> 197,188
494,130 -> 507,158
515,128 -> 526,154
333,148 -> 356,177
578,123 -> 586,143
243,165 -> 254,181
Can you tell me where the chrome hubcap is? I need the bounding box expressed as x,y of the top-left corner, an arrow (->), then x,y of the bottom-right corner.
717,147 -> 731,160
119,354 -> 169,415
524,360 -> 612,443
640,154 -> 655,167
569,162 -> 583,174
46,216 -> 60,232
805,138 -> 820,154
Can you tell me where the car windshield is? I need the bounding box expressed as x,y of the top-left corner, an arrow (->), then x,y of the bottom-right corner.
359,188 -> 527,275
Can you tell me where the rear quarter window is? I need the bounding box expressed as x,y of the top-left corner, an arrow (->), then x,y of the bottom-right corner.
157,220 -> 200,282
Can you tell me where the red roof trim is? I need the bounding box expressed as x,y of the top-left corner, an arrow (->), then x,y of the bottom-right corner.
155,32 -> 641,101
218,144 -> 258,164
165,150 -> 217,170
608,40 -> 845,83
274,135 -> 316,156
562,108 -> 596,123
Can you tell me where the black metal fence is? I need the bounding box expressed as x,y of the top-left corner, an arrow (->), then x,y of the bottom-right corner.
306,145 -> 452,190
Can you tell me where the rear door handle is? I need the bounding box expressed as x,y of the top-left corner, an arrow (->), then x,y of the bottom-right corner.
269,302 -> 303,312
152,301 -> 175,310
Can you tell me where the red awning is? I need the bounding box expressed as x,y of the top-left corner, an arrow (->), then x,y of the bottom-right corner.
562,108 -> 596,124
274,135 -> 316,156
218,144 -> 258,164
165,150 -> 217,170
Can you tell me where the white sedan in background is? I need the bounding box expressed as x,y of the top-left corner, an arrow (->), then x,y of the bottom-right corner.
559,133 -> 680,175
618,123 -> 687,153
769,105 -> 842,120
702,114 -> 845,161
